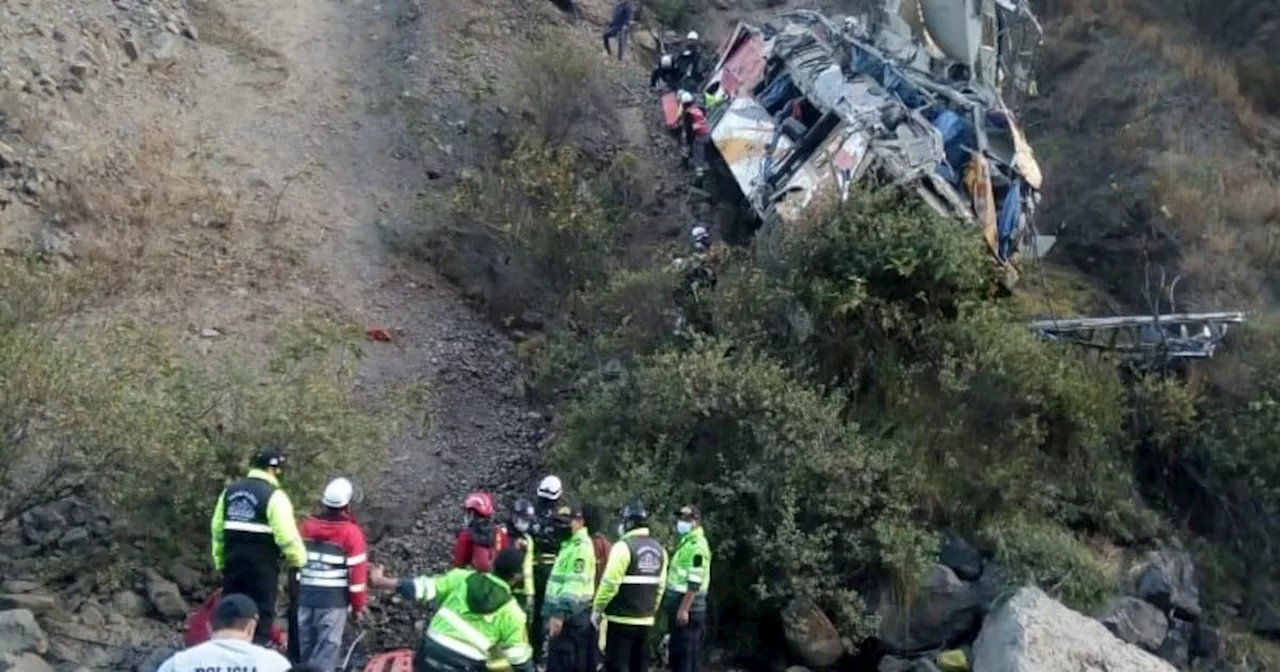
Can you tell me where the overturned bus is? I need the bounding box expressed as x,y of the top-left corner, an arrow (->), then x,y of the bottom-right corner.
698,2 -> 1048,266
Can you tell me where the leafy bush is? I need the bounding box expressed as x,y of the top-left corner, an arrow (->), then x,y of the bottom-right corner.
549,340 -> 935,645
514,35 -> 615,148
0,260 -> 397,562
980,514 -> 1118,612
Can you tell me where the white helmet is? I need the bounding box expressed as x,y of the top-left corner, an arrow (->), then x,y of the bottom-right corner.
686,31 -> 699,41
691,225 -> 709,241
660,54 -> 673,67
537,475 -> 563,500
322,477 -> 354,508
678,90 -> 694,105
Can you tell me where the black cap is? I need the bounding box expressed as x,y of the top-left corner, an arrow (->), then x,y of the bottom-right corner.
555,501 -> 584,521
212,593 -> 259,629
251,445 -> 286,469
493,548 -> 525,581
676,504 -> 700,520
621,502 -> 648,523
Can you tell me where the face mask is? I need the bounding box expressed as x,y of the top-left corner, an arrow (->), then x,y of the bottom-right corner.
617,523 -> 627,537
515,520 -> 530,532
676,521 -> 693,535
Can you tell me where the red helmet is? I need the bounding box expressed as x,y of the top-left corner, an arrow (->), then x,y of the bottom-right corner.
463,491 -> 495,517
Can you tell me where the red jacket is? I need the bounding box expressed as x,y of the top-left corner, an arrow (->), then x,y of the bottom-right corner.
451,518 -> 508,572
299,510 -> 369,613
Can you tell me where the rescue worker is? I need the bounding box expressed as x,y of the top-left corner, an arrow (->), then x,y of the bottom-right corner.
157,593 -> 292,672
542,502 -> 597,672
674,31 -> 702,89
691,226 -> 710,253
650,54 -> 680,91
453,491 -> 507,573
505,498 -> 538,618
602,0 -> 633,61
664,505 -> 712,672
297,477 -> 368,672
678,91 -> 711,181
700,83 -> 727,111
368,549 -> 534,672
592,503 -> 668,672
210,446 -> 307,646
530,475 -> 565,664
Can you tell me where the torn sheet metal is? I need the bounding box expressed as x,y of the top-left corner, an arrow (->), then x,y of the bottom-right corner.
699,4 -> 1045,265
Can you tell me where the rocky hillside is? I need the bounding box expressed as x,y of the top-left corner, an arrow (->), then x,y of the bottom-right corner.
5,0 -> 1280,670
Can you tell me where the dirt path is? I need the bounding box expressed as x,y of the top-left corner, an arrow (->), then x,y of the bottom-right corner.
182,0 -> 546,564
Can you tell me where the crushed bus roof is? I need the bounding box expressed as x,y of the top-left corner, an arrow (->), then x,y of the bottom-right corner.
700,1 -> 1048,265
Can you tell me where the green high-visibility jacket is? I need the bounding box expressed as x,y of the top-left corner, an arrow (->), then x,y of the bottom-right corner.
399,568 -> 533,671
209,468 -> 307,571
541,527 -> 595,620
663,526 -> 711,613
593,527 -> 668,626
512,531 -> 535,598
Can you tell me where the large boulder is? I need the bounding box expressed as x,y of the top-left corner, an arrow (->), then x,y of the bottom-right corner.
0,611 -> 47,657
0,653 -> 55,672
0,596 -> 55,618
111,591 -> 146,618
939,531 -> 984,582
1133,549 -> 1201,621
142,570 -> 188,621
135,648 -> 175,672
972,587 -> 1176,672
781,598 -> 843,668
1098,597 -> 1168,651
873,564 -> 981,654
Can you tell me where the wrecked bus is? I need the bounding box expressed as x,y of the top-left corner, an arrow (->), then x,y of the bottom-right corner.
697,3 -> 1049,267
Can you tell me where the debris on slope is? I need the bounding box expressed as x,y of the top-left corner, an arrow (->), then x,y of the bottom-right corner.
697,2 -> 1049,268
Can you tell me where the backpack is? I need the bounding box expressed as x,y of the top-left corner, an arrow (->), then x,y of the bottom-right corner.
591,532 -> 611,589
468,519 -> 506,572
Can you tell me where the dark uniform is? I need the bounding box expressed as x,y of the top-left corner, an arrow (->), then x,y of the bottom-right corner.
210,449 -> 307,645
593,510 -> 667,672
530,500 -> 564,663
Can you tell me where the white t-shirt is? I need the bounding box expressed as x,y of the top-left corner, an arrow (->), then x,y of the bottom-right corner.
155,636 -> 292,672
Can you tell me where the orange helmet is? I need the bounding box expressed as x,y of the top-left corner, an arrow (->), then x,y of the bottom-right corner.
463,491 -> 495,518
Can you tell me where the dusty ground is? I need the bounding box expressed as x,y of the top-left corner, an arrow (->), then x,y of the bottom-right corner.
2,0 -> 682,659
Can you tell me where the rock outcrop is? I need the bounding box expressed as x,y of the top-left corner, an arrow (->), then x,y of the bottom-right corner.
0,610 -> 47,658
782,598 -> 844,668
1099,597 -> 1169,651
874,564 -> 982,654
973,587 -> 1176,672
1133,548 -> 1202,621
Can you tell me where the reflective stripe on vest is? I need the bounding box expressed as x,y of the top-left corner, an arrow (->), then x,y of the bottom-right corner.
221,476 -> 279,571
223,521 -> 273,534
300,540 -> 350,608
604,534 -> 663,619
431,607 -> 494,661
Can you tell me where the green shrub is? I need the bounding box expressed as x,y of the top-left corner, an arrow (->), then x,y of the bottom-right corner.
0,260 -> 397,564
981,514 -> 1118,612
549,340 -> 935,645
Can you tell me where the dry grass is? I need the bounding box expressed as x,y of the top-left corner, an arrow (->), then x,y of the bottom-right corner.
48,117 -> 308,307
1148,151 -> 1280,307
188,0 -> 287,69
1057,0 -> 1271,142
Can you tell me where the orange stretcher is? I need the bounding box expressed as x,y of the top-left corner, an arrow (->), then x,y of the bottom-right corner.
662,91 -> 681,130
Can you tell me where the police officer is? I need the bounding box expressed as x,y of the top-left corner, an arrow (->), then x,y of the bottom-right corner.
592,503 -> 667,672
530,475 -> 565,663
210,446 -> 307,646
506,499 -> 538,618
542,502 -> 596,672
368,549 -> 534,672
664,505 -> 711,672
